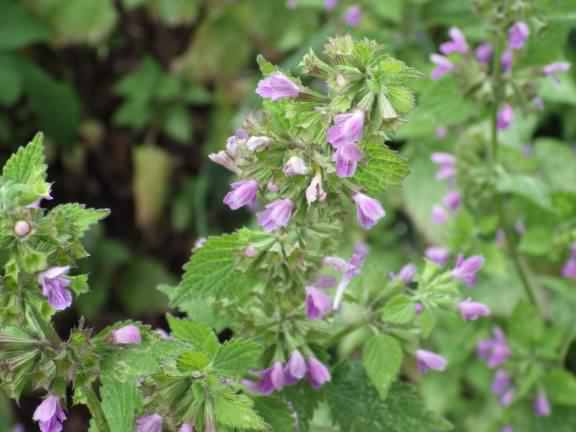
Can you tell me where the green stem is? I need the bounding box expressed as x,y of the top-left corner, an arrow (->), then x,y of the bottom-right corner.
83,385 -> 110,432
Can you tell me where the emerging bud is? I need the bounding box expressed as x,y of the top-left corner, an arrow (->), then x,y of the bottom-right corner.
425,246 -> 450,266
442,191 -> 461,211
14,220 -> 31,237
500,388 -> 515,407
508,22 -> 529,50
431,152 -> 456,180
353,192 -> 385,230
430,54 -> 454,80
491,369 -> 511,396
327,110 -> 365,148
246,136 -> 272,152
136,414 -> 163,432
440,27 -> 469,55
256,73 -> 300,101
33,394 -> 67,432
179,424 -> 194,432
244,245 -> 258,257
306,173 -> 327,204
223,180 -> 259,210
475,43 -> 493,64
416,350 -> 447,373
306,357 -> 331,389
209,151 -> 236,172
325,0 -> 338,10
501,49 -> 513,72
38,267 -> 72,311
343,5 -> 362,27
431,205 -> 449,224
452,255 -> 485,286
305,286 -> 332,320
285,350 -> 307,383
283,156 -> 309,176
112,325 -> 142,345
533,389 -> 551,417
394,263 -> 417,284
257,198 -> 294,232
458,299 -> 491,320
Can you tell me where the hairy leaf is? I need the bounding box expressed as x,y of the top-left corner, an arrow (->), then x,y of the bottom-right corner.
100,374 -> 141,432
363,334 -> 403,400
214,392 -> 266,430
356,141 -> 409,195
213,339 -> 263,376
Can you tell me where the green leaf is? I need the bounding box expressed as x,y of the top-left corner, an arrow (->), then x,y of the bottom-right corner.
281,382 -> 323,431
100,374 -> 141,432
0,0 -> 49,50
177,351 -> 210,371
326,362 -> 452,432
355,141 -> 409,195
362,334 -> 403,400
543,368 -> 576,406
162,106 -> 193,143
253,396 -> 295,432
2,132 -> 46,185
381,295 -> 416,324
496,172 -> 552,210
169,229 -> 264,304
146,0 -> 199,26
166,315 -> 219,356
508,301 -> 544,349
49,204 -> 109,238
213,339 -> 263,376
0,55 -> 23,106
214,392 -> 266,430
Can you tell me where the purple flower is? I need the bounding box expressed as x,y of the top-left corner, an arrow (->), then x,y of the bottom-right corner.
543,62 -> 571,84
267,181 -> 279,193
415,303 -> 424,314
452,255 -> 485,286
562,257 -> 576,279
440,27 -> 469,55
246,136 -> 272,152
442,191 -> 461,211
508,22 -> 529,50
501,427 -> 513,432
244,245 -> 257,257
136,414 -> 163,432
394,263 -> 417,284
491,369 -> 511,396
307,357 -> 331,389
432,205 -> 449,224
353,193 -> 385,230
306,173 -> 327,204
14,220 -> 31,237
431,152 -> 456,180
497,104 -> 514,130
256,73 -> 299,101
209,151 -> 237,173
38,267 -> 72,311
327,111 -> 365,148
500,388 -> 515,407
325,0 -> 338,10
426,246 -> 450,266
33,395 -> 66,432
343,5 -> 362,27
458,299 -> 491,320
257,198 -> 294,232
334,143 -> 363,177
285,350 -> 307,383
283,156 -> 308,176
112,325 -> 142,345
534,389 -> 551,416
416,350 -> 447,373
477,327 -> 511,368
223,180 -> 258,210
475,43 -> 493,64
501,49 -> 514,72
179,425 -> 194,432
430,54 -> 455,80
245,361 -> 286,395
305,286 -> 332,320
436,127 -> 447,139
286,0 -> 297,8
330,242 -> 369,310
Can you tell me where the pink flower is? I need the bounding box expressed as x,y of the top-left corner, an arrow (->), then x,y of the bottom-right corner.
245,361 -> 286,395
334,143 -> 363,177
477,327 -> 511,368
430,54 -> 455,80
432,205 -> 449,224
285,350 -> 307,383
305,286 -> 332,320
14,220 -> 31,237
136,414 -> 163,432
534,389 -> 551,416
283,156 -> 308,176
458,299 -> 491,320
325,0 -> 338,10
33,395 -> 67,432
307,357 -> 331,389
508,22 -> 529,50
425,246 -> 450,266
38,267 -> 72,311
416,350 -> 447,373
306,173 -> 327,204
431,152 -> 456,180
475,43 -> 493,64
442,191 -> 461,211
440,27 -> 469,55
497,104 -> 514,130
353,193 -> 385,230
223,180 -> 258,210
343,5 -> 362,27
327,111 -> 365,148
256,73 -> 299,100
112,325 -> 142,345
452,255 -> 485,286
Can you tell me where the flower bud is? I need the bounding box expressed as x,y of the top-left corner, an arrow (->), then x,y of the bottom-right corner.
14,220 -> 31,237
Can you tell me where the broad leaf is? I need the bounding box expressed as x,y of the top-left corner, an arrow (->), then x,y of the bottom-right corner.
100,374 -> 141,432
356,141 -> 409,195
213,339 -> 263,376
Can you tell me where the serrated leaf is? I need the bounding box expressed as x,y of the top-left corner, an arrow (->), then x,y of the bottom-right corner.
543,368 -> 576,406
355,141 -> 409,195
213,339 -> 262,376
496,172 -> 552,210
254,396 -> 295,432
362,334 -> 403,400
49,204 -> 109,238
381,295 -> 416,324
100,374 -> 141,432
2,132 -> 46,185
280,382 -> 323,431
214,392 -> 266,430
388,86 -> 415,114
326,362 -> 452,432
166,315 -> 219,356
170,229 -> 265,304
177,351 -> 210,371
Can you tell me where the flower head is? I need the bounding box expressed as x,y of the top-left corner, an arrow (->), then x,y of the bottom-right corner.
33,395 -> 66,432
393,263 -> 417,284
501,427 -> 513,432
425,246 -> 450,266
285,350 -> 307,383
245,361 -> 286,395
246,136 -> 272,152
256,73 -> 299,101
306,173 -> 327,204
431,152 -> 456,180
534,389 -> 551,416
442,191 -> 461,211
14,220 -> 31,237
562,256 -> 576,279
430,54 -> 455,80
543,62 -> 571,84
330,242 -> 369,310
500,388 -> 515,407
508,22 -> 529,50
458,299 -> 491,320
440,27 -> 469,55
501,49 -> 514,72
497,104 -> 513,130
475,43 -> 493,64
334,143 -> 363,177
223,180 -> 258,210
432,205 -> 449,224
491,369 -> 511,396
38,266 -> 72,311
305,286 -> 332,320
325,0 -> 338,10
327,111 -> 365,148
343,5 -> 362,27
257,198 -> 294,232
179,424 -> 194,432
452,255 -> 485,286
353,193 -> 385,230
112,325 -> 142,345
136,414 -> 163,432
416,350 -> 447,373
209,151 -> 237,172
307,357 -> 331,389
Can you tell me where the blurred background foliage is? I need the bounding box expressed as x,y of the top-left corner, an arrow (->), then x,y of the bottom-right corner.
1,0 -> 575,430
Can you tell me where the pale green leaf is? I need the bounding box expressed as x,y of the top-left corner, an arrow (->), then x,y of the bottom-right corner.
355,141 -> 409,195
166,315 -> 219,356
214,392 -> 266,430
100,374 -> 141,432
213,339 -> 263,376
381,295 -> 416,324
362,334 -> 403,400
2,132 -> 46,185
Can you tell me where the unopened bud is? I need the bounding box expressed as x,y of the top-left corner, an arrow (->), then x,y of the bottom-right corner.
14,220 -> 31,237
